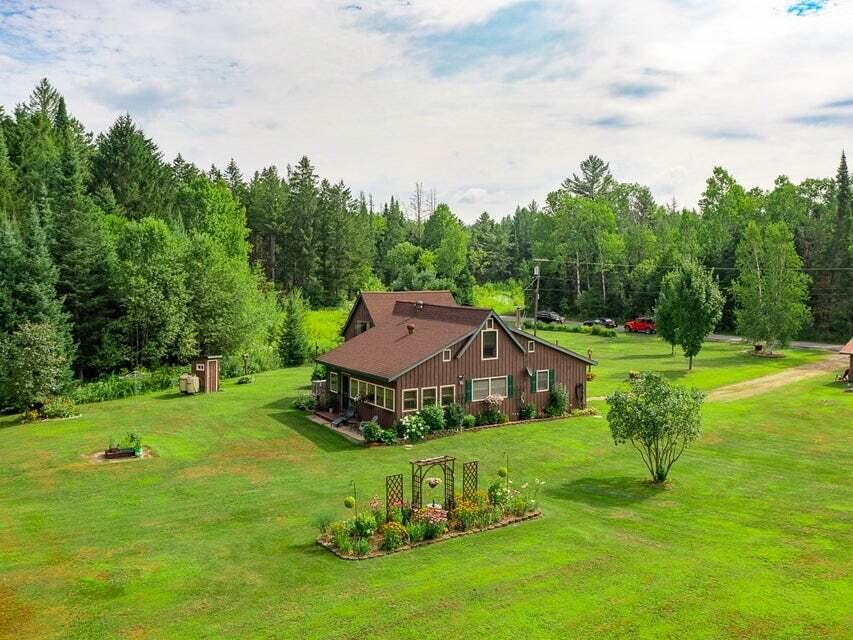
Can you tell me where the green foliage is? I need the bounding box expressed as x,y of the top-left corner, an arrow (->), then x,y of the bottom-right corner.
443,403 -> 465,429
606,373 -> 703,483
235,376 -> 252,385
473,281 -> 524,315
361,421 -> 381,442
545,385 -> 567,417
380,521 -> 408,551
405,521 -> 427,544
487,481 -> 509,507
418,404 -> 445,431
352,512 -> 377,538
311,362 -> 327,381
69,367 -> 183,404
279,289 -> 310,366
0,321 -> 70,410
519,403 -> 536,420
398,414 -> 428,441
461,414 -> 476,429
351,537 -> 370,557
291,393 -> 314,410
38,396 -> 78,419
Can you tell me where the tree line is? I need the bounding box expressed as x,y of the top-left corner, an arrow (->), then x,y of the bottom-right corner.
1,79 -> 850,408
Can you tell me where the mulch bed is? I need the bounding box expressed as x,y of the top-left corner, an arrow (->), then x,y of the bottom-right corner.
317,511 -> 542,560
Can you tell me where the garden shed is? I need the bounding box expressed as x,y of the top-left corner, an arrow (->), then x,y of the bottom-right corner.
191,356 -> 221,393
841,338 -> 853,383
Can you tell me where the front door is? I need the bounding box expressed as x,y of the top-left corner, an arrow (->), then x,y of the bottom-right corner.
340,373 -> 351,412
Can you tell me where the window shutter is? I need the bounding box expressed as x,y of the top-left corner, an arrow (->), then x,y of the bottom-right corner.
549,368 -> 555,391
464,379 -> 472,403
530,372 -> 536,393
507,374 -> 514,398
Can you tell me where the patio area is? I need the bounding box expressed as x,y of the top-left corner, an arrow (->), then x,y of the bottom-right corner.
310,410 -> 366,444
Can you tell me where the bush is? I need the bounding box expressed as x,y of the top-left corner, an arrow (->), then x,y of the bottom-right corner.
311,362 -> 327,381
361,420 -> 381,442
380,521 -> 408,551
353,512 -> 377,538
220,346 -> 281,378
444,403 -> 464,429
462,414 -> 476,429
488,480 -> 509,507
419,404 -> 445,431
476,406 -> 504,426
378,429 -> 395,444
545,385 -> 567,417
39,396 -> 78,419
291,393 -> 315,410
406,521 -> 427,543
236,375 -> 253,385
399,414 -> 428,441
570,407 -> 597,417
351,537 -> 371,557
70,366 -> 184,405
591,325 -> 617,338
519,403 -> 536,420
628,370 -> 641,380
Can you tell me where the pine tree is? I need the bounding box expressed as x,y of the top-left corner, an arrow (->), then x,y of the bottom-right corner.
279,289 -> 310,366
0,216 -> 24,333
562,155 -> 614,199
25,79 -> 61,120
0,124 -> 17,218
827,152 -> 853,336
282,156 -> 319,293
224,158 -> 248,206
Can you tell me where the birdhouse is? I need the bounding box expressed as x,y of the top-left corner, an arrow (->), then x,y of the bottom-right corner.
190,355 -> 221,393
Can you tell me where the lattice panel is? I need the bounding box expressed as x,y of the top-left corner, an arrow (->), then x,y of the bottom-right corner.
385,473 -> 403,520
462,460 -> 478,501
444,462 -> 456,512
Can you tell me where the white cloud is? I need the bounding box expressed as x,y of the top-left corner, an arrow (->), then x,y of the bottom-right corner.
1,0 -> 851,222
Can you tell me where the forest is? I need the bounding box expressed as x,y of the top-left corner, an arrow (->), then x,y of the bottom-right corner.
0,80 -> 851,405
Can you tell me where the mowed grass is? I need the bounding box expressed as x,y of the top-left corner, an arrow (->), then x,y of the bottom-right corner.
0,342 -> 850,638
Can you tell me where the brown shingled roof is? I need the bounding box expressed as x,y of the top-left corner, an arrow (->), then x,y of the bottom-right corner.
340,290 -> 457,336
319,301 -> 488,381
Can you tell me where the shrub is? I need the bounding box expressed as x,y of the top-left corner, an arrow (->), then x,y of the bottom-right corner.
418,404 -> 445,431
406,521 -> 427,543
39,396 -> 78,419
361,421 -> 381,442
628,370 -> 641,380
236,375 -> 253,385
591,325 -> 617,338
70,366 -> 184,405
220,346 -> 281,378
377,429 -> 396,444
488,480 -> 509,507
351,537 -> 370,557
545,385 -> 567,417
476,407 -> 503,426
519,403 -> 536,420
399,414 -> 428,441
444,403 -> 465,429
291,393 -> 315,410
461,414 -> 476,429
570,407 -> 597,417
353,512 -> 377,538
380,521 -> 408,551
0,321 -> 69,411
311,362 -> 327,381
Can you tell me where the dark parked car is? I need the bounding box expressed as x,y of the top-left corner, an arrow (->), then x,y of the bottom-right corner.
624,317 -> 656,334
583,318 -> 617,329
536,310 -> 564,324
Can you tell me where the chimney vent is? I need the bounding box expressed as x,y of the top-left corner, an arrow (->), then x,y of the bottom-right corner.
406,323 -> 415,335
415,300 -> 424,311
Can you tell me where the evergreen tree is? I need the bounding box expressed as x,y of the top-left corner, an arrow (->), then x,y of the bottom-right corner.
0,124 -> 17,218
562,155 -> 614,199
224,158 -> 248,206
279,289 -> 310,366
245,166 -> 287,281
0,216 -> 24,333
282,156 -> 319,293
25,78 -> 61,120
827,152 -> 853,337
15,110 -> 59,208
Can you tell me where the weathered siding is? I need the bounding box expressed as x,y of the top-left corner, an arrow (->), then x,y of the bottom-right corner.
395,323 -> 588,422
341,301 -> 373,341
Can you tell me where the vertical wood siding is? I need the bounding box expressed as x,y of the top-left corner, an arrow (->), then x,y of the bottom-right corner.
342,301 -> 373,341
394,323 -> 588,422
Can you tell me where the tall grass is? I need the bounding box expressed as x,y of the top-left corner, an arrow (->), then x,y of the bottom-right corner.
473,281 -> 524,314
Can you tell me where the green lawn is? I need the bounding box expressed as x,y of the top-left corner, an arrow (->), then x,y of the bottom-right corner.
0,340 -> 850,639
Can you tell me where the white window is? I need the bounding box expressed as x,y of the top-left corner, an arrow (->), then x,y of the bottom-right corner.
472,376 -> 508,401
329,371 -> 339,393
528,340 -> 535,353
349,378 -> 395,411
402,389 -> 418,412
440,385 -> 455,406
356,321 -> 369,334
421,387 -> 437,407
442,348 -> 451,362
481,330 -> 498,360
536,369 -> 549,392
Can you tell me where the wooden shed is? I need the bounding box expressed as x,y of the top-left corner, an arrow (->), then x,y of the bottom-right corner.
841,338 -> 853,381
190,356 -> 221,393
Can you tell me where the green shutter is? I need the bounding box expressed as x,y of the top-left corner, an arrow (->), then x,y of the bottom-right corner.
464,379 -> 472,403
548,368 -> 555,391
530,372 -> 536,393
507,374 -> 514,398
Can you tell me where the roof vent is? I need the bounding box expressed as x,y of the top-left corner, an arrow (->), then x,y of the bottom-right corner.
415,300 -> 424,311
406,323 -> 415,335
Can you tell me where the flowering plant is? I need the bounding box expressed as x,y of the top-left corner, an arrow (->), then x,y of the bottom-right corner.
484,394 -> 506,409
415,506 -> 448,525
399,414 -> 428,441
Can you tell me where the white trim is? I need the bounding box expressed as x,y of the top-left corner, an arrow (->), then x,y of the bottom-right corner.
486,317 -> 495,329
440,384 -> 455,406
350,377 -> 395,411
402,388 -> 419,413
329,371 -> 339,393
442,348 -> 451,362
527,340 -> 535,353
535,369 -> 549,393
481,329 -> 498,360
421,386 -> 438,407
471,375 -> 508,401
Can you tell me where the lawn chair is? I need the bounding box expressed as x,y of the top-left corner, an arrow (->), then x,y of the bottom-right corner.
331,405 -> 355,427
836,368 -> 850,383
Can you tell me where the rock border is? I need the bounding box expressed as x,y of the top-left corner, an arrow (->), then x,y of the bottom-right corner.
317,511 -> 542,560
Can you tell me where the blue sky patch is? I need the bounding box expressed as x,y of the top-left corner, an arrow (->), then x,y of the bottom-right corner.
786,1 -> 827,16
590,115 -> 633,129
790,112 -> 853,126
823,97 -> 853,108
609,82 -> 667,99
698,128 -> 763,141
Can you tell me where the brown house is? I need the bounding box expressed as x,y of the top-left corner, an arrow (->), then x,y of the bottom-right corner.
317,292 -> 596,428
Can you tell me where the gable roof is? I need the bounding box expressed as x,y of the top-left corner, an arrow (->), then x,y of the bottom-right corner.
510,328 -> 598,365
320,301 -> 490,381
340,290 -> 456,336
841,338 -> 853,356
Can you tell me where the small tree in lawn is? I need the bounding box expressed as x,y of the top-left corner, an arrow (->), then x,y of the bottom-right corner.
655,284 -> 678,356
606,373 -> 703,484
279,289 -> 310,366
657,259 -> 723,370
0,321 -> 70,411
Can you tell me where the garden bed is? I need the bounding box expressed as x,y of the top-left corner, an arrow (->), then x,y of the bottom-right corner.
317,511 -> 542,560
84,447 -> 155,464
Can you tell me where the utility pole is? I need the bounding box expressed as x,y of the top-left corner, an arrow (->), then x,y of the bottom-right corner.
532,259 -> 549,337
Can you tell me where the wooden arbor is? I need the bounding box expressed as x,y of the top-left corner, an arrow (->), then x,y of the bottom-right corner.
411,455 -> 455,511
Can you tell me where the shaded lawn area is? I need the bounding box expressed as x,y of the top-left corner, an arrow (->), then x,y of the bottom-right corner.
0,366 -> 850,638
533,329 -> 827,397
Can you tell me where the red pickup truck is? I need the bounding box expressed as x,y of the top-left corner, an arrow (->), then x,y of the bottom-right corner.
624,317 -> 656,334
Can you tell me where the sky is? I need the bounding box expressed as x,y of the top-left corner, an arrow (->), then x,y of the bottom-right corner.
1,0 -> 851,222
